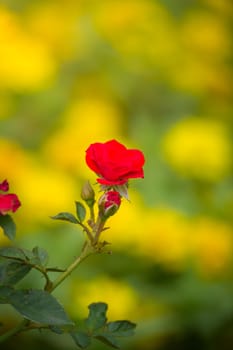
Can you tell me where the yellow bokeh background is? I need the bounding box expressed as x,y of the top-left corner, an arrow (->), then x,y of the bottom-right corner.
0,1 -> 232,349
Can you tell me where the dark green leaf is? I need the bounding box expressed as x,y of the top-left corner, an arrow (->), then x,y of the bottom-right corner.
0,261 -> 31,286
94,320 -> 136,348
107,320 -> 136,337
50,212 -> 79,224
71,331 -> 91,348
0,215 -> 16,240
9,289 -> 74,326
86,302 -> 108,331
75,202 -> 86,222
32,246 -> 49,266
0,285 -> 13,303
94,334 -> 119,349
0,247 -> 33,261
50,326 -> 64,334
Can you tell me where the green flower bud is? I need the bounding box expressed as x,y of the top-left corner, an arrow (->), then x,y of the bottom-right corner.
81,181 -> 95,207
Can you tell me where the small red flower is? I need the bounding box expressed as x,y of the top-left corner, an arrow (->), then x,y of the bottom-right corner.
0,180 -> 21,215
85,139 -> 145,186
0,179 -> 9,192
0,193 -> 21,215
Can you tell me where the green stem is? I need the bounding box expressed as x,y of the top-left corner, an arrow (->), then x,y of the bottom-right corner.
93,215 -> 106,245
46,241 -> 94,293
79,222 -> 94,244
89,205 -> 95,226
33,265 -> 53,291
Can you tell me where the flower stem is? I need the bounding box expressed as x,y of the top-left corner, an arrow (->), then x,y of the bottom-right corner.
46,241 -> 94,293
93,215 -> 106,245
89,205 -> 95,226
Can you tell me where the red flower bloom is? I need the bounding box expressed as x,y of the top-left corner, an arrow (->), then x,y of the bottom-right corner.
85,139 -> 145,186
0,193 -> 21,215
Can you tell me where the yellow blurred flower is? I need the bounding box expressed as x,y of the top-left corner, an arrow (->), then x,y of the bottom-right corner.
107,199 -> 233,277
101,191 -> 147,248
180,12 -> 230,58
190,218 -> 233,276
105,201 -> 190,271
91,0 -> 178,73
0,138 -> 77,229
0,138 -> 29,181
171,52 -> 231,95
15,162 -> 77,226
0,6 -> 56,91
25,1 -> 84,60
71,276 -> 138,320
43,96 -> 123,176
204,0 -> 233,15
138,208 -> 190,270
162,117 -> 231,181
170,10 -> 231,94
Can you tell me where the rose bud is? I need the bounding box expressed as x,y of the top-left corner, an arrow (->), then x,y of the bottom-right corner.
81,181 -> 95,207
98,191 -> 121,218
0,179 -> 9,192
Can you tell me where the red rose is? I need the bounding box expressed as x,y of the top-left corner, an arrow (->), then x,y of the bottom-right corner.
0,179 -> 21,215
85,139 -> 145,186
0,193 -> 21,215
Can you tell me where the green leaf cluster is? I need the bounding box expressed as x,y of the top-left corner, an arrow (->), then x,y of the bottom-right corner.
0,247 -> 45,286
51,201 -> 86,225
71,302 -> 136,349
0,246 -> 74,330
0,245 -> 136,348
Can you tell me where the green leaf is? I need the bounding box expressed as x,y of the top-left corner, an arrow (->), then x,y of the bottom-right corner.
0,261 -> 31,286
50,326 -> 64,334
0,214 -> 16,240
9,289 -> 74,326
94,334 -> 119,349
0,285 -> 13,303
107,320 -> 136,337
50,212 -> 79,224
75,202 -> 86,222
0,247 -> 33,261
94,320 -> 136,348
32,246 -> 49,266
86,302 -> 108,331
71,331 -> 91,349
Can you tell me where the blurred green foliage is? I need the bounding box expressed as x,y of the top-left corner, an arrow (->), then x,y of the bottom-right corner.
0,0 -> 232,349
